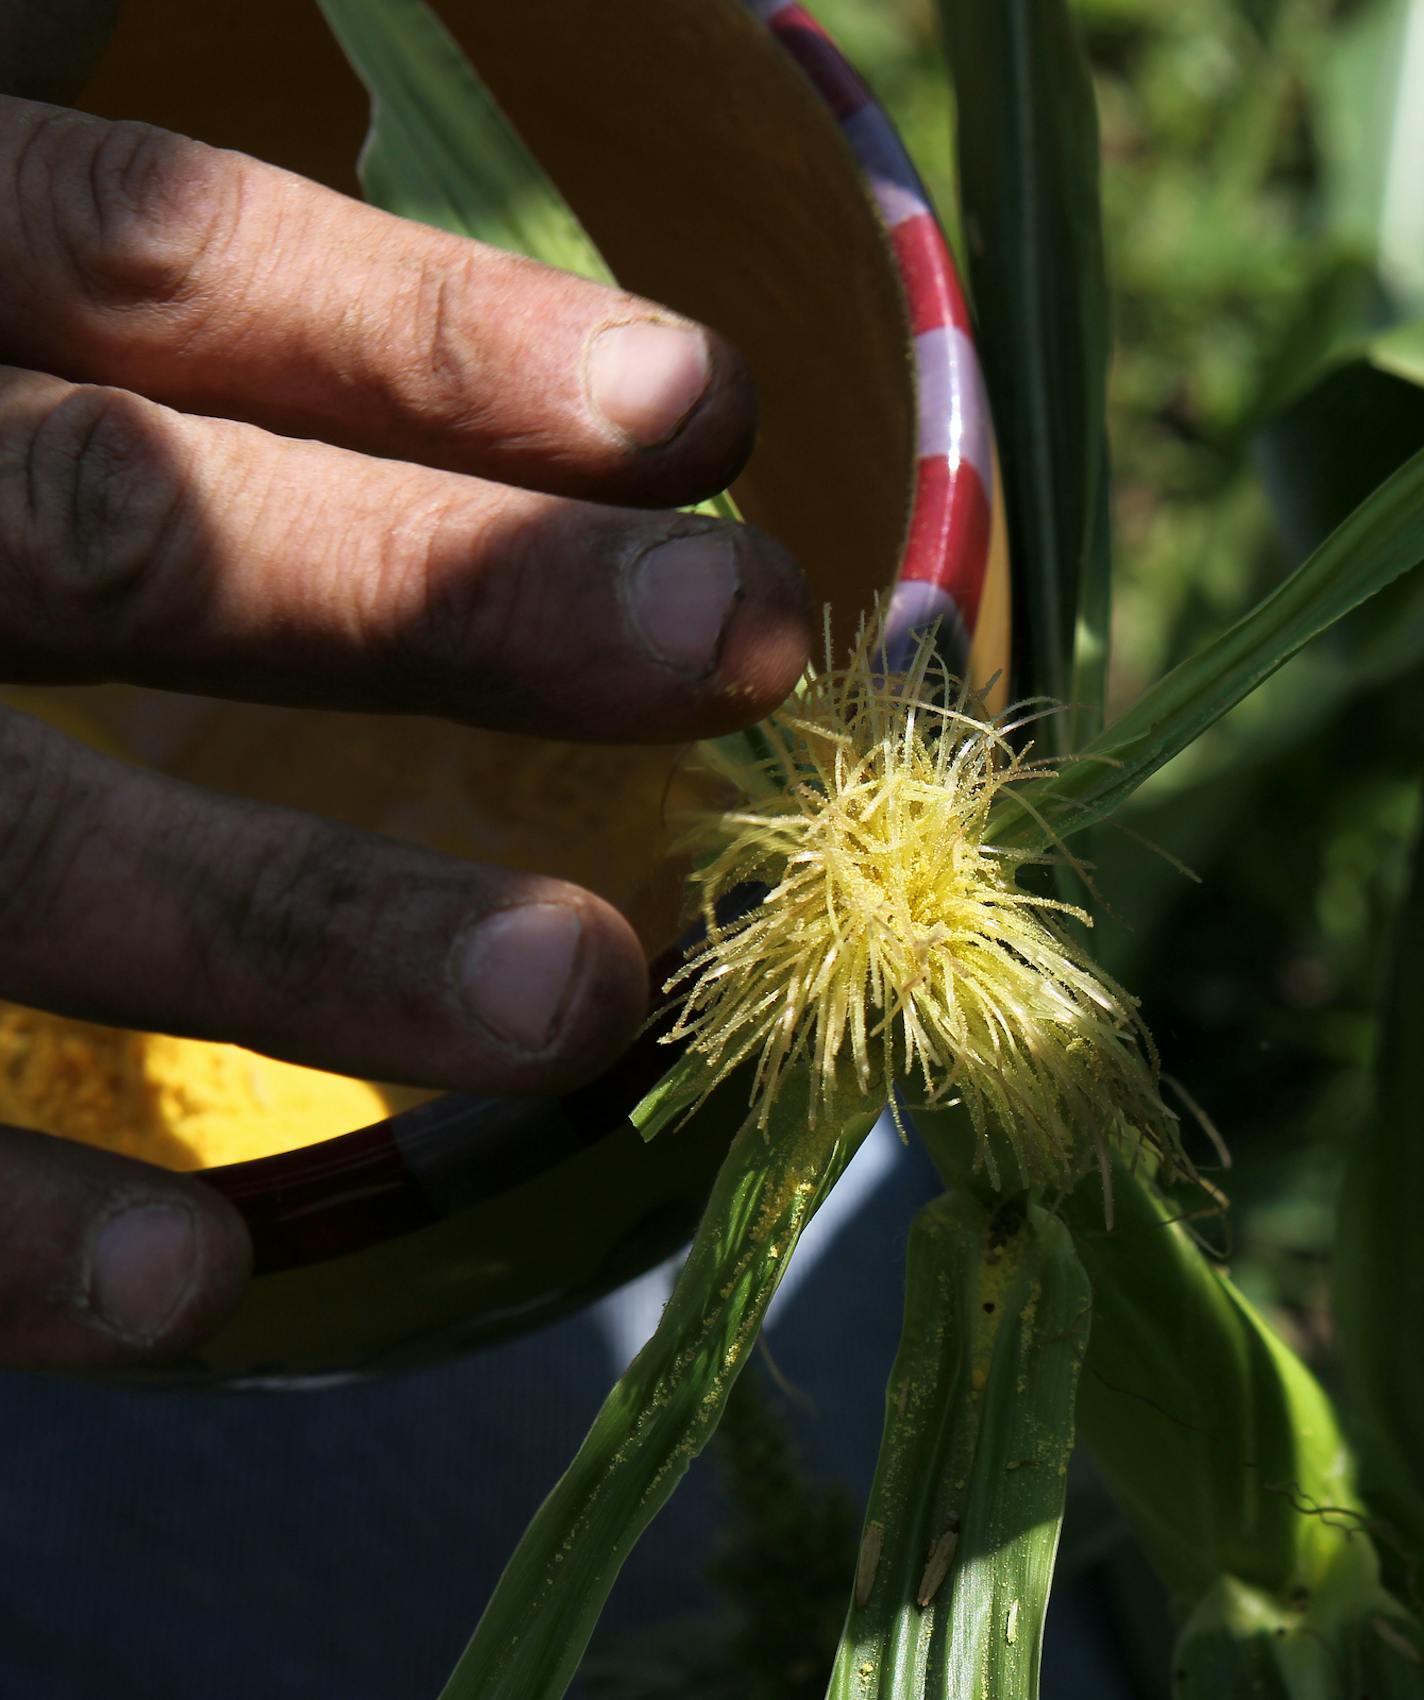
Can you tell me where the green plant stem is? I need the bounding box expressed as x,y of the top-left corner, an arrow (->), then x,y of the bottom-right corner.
917,1119 -> 1424,1691
438,1090 -> 877,1700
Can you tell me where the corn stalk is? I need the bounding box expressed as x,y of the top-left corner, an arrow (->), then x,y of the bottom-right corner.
437,1084 -> 877,1700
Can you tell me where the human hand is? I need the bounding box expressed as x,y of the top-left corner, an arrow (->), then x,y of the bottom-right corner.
0,19 -> 810,1368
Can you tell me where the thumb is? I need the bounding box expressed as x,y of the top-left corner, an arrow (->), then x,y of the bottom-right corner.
0,1122 -> 251,1368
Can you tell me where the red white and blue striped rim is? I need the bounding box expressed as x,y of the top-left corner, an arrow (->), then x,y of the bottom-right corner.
747,0 -> 1000,672
203,0 -> 1006,1272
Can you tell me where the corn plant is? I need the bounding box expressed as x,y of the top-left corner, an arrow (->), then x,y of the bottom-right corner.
314,1 -> 1424,1694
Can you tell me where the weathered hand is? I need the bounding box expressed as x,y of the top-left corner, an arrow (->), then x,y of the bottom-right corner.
0,27 -> 810,1367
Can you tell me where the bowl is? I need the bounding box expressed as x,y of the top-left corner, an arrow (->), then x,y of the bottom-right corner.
21,0 -> 1009,1381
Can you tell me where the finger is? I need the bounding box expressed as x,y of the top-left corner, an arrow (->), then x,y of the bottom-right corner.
0,98 -> 755,505
0,367 -> 811,739
0,708 -> 650,1097
0,1124 -> 251,1369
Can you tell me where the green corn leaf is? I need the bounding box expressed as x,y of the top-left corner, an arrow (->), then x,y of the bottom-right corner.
826,1189 -> 1088,1700
438,1084 -> 878,1700
936,0 -> 1112,733
314,0 -> 612,274
992,446 -> 1424,851
1333,785 -> 1424,1569
1059,1152 -> 1359,1604
316,0 -> 742,524
628,1051 -> 708,1144
1335,1598 -> 1424,1696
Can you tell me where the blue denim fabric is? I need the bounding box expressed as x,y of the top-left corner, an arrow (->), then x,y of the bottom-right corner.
0,1119 -> 1142,1699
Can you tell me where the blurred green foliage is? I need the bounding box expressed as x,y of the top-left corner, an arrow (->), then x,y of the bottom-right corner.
821,0 -> 1423,1359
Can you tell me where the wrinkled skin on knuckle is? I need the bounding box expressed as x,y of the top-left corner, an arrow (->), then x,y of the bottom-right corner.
383,246 -> 590,468
179,806 -> 464,1056
10,106 -> 237,321
0,383 -> 195,661
397,489 -> 604,724
361,485 -> 495,698
387,248 -> 502,443
184,812 -> 374,1032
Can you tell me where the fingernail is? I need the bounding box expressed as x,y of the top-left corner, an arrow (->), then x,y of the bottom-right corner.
626,530 -> 741,676
87,1198 -> 198,1345
587,321 -> 712,447
455,902 -> 585,1057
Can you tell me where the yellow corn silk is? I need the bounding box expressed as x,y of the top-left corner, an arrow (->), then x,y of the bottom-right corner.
0,1002 -> 393,1170
664,611 -> 1183,1193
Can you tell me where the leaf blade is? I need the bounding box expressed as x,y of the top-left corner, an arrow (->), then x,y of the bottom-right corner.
314,0 -> 613,275
994,447 -> 1424,849
827,1190 -> 1088,1700
1060,1152 -> 1357,1601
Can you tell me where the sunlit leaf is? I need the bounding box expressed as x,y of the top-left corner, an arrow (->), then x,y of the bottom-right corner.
827,1188 -> 1087,1700
315,0 -> 611,274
